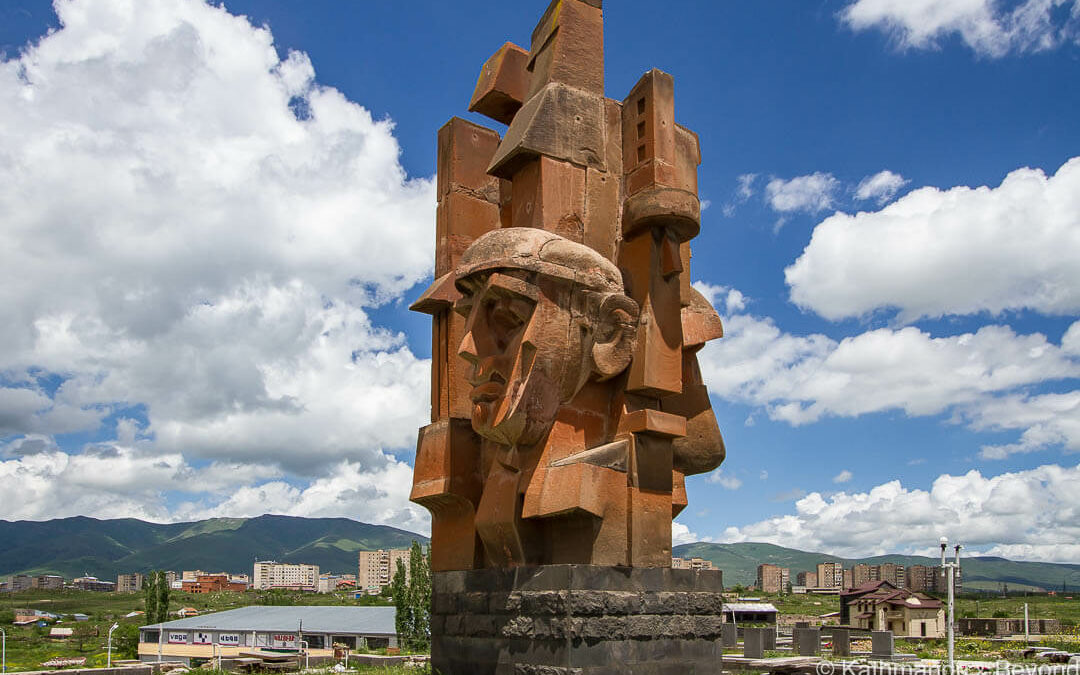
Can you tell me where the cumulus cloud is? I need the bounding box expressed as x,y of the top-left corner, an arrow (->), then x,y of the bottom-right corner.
765,173 -> 840,214
706,469 -> 743,490
786,157 -> 1080,322
841,0 -> 1080,58
672,521 -> 710,546
0,0 -> 435,523
966,391 -> 1080,459
697,287 -> 1080,450
855,170 -> 909,205
833,469 -> 854,484
720,464 -> 1080,562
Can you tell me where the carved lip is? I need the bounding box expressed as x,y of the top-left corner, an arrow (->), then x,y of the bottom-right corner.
470,381 -> 504,403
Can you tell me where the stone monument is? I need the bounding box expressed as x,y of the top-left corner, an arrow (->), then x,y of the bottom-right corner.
410,1 -> 727,672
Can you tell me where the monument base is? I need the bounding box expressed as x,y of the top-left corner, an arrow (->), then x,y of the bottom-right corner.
431,565 -> 726,675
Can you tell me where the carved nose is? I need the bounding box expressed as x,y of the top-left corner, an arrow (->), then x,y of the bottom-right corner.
459,331 -> 478,363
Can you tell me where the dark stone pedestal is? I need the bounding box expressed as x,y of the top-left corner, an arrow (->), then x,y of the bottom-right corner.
742,627 -> 766,658
794,627 -> 821,656
832,628 -> 851,657
432,565 -> 725,675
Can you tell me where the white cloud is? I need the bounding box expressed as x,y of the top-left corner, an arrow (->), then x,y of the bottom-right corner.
0,0 -> 435,521
706,469 -> 743,490
786,157 -> 1080,322
833,469 -> 854,484
765,173 -> 839,214
841,0 -> 1080,58
760,470 -> 769,480
697,288 -> 1080,452
855,170 -> 909,205
672,521 -> 711,546
966,391 -> 1080,459
719,464 -> 1080,562
737,173 -> 758,200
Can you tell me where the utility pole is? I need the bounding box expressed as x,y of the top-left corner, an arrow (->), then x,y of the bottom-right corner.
940,537 -> 961,675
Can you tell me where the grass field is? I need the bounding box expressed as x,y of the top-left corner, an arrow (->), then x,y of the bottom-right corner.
955,594 -> 1080,625
1,587 -> 393,672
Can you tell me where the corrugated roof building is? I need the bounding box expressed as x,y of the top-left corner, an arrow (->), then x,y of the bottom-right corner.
138,605 -> 397,665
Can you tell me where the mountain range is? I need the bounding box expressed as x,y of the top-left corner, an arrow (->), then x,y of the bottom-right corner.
3,515 -> 1078,593
674,541 -> 1080,593
0,514 -> 427,579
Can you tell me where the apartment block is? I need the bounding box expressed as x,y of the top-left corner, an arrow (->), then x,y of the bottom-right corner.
672,557 -> 715,571
816,562 -> 844,588
906,565 -> 934,592
852,564 -> 874,587
252,561 -> 319,592
357,550 -> 411,594
10,574 -> 32,592
117,573 -> 144,593
796,571 -> 817,587
880,563 -> 906,589
756,564 -> 790,594
33,575 -> 65,590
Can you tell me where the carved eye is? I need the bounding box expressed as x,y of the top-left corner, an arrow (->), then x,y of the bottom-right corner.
489,304 -> 523,334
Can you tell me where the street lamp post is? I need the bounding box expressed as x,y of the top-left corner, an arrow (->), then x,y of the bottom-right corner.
3,626 -> 7,674
940,537 -> 962,675
107,623 -> 119,668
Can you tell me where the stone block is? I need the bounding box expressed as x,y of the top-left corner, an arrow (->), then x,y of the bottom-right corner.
583,167 -> 619,261
743,627 -> 766,659
794,627 -> 819,655
437,117 -> 502,202
509,156 -> 586,239
871,630 -> 894,659
621,69 -> 676,197
620,230 -> 684,397
431,567 -> 724,674
470,42 -> 530,125
527,0 -> 604,99
489,83 -> 606,179
721,622 -> 737,648
410,420 -> 483,572
832,628 -> 851,657
436,190 -> 501,277
673,123 -> 700,195
764,628 -> 777,650
623,185 -> 700,241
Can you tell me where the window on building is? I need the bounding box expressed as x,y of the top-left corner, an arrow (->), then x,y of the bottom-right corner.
921,622 -> 927,637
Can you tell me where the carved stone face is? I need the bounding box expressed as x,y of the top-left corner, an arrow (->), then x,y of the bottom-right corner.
455,271 -> 578,448
453,228 -> 639,449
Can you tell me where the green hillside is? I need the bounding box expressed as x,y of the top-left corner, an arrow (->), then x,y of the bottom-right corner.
674,542 -> 1080,592
0,514 -> 428,579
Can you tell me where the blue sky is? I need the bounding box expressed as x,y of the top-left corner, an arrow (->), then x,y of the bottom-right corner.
0,0 -> 1078,562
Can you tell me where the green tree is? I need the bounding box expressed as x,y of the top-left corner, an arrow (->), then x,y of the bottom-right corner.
391,558 -> 411,647
113,623 -> 140,659
144,572 -> 159,624
143,571 -> 171,624
156,571 -> 171,622
406,541 -> 432,651
391,541 -> 432,652
72,622 -> 98,652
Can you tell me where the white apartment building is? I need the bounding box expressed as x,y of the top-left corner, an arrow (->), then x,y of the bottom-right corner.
357,550 -> 410,594
252,561 -> 319,591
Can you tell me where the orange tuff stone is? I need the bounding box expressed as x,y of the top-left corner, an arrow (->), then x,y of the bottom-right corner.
469,42 -> 530,126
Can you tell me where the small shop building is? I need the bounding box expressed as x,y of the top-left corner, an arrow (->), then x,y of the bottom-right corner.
138,605 -> 397,665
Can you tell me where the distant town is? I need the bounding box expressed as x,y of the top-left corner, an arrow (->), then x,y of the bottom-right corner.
2,549 -> 417,597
